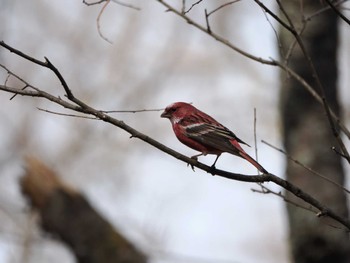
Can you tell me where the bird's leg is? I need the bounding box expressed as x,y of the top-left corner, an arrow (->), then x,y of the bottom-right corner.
187,153 -> 204,171
209,154 -> 221,175
191,153 -> 204,160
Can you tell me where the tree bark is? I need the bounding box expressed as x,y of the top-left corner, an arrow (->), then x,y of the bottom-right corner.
279,1 -> 350,263
21,156 -> 147,263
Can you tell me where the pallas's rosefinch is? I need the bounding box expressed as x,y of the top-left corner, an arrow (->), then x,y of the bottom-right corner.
161,102 -> 268,174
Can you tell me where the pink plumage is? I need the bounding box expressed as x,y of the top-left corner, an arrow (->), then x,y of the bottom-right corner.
161,102 -> 268,174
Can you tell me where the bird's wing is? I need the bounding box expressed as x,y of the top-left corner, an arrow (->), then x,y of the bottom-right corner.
184,122 -> 249,155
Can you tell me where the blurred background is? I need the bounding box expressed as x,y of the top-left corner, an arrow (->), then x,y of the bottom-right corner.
0,0 -> 349,262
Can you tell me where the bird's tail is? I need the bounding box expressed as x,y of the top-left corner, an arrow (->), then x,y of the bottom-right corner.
229,139 -> 268,174
238,150 -> 268,174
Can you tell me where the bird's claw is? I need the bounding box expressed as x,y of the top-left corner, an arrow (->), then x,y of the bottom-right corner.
187,163 -> 195,171
187,156 -> 198,171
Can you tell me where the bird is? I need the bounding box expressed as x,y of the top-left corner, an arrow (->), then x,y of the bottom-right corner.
161,102 -> 268,174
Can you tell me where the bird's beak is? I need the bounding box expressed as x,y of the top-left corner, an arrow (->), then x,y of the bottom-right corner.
161,110 -> 170,118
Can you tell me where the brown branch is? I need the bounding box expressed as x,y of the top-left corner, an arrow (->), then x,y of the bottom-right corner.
324,0 -> 350,25
1,42 -> 350,230
83,0 -> 105,6
156,0 -> 277,66
83,0 -> 141,10
253,108 -> 260,174
276,0 -> 350,163
252,184 -> 317,213
262,140 -> 350,195
252,185 -> 347,230
206,0 -> 241,17
254,0 -> 293,33
271,58 -> 350,140
154,1 -> 350,141
101,108 -> 164,113
204,9 -> 211,33
97,0 -> 113,44
304,0 -> 347,21
252,1 -> 350,148
184,0 -> 203,14
37,108 -> 99,120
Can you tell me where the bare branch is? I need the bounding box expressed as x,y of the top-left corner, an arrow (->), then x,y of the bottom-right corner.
206,0 -> 241,17
276,0 -> 350,163
37,108 -> 98,120
1,40 -> 350,230
305,0 -> 345,21
252,0 -> 350,149
253,108 -> 259,175
156,0 -> 277,66
324,0 -> 350,25
262,140 -> 350,195
271,58 -> 350,140
83,0 -> 105,6
155,1 -> 350,142
254,0 -> 293,33
101,108 -> 164,113
83,0 -> 141,10
252,184 -> 317,213
97,0 -> 113,44
204,9 -> 211,33
184,0 -> 203,14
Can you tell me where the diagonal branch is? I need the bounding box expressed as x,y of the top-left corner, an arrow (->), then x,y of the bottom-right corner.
1,42 -> 350,230
156,0 -> 277,66
276,0 -> 350,163
262,140 -> 350,195
155,1 -> 350,141
324,0 -> 350,25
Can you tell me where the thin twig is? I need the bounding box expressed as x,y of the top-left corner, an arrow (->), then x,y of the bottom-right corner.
1,39 -> 350,230
252,184 -> 317,213
257,1 -> 283,58
253,0 -> 350,147
83,0 -> 105,6
271,58 -> 350,139
262,140 -> 350,195
101,108 -> 164,113
37,108 -> 98,120
254,0 -> 293,33
156,0 -> 277,65
184,0 -> 203,14
253,108 -> 259,174
154,1 -> 350,141
206,0 -> 241,17
324,0 -> 350,25
83,0 -> 140,10
181,0 -> 186,14
283,24 -> 306,66
252,184 -> 346,230
204,9 -> 211,33
332,146 -> 350,160
305,0 -> 346,21
276,0 -> 350,163
97,0 -> 113,44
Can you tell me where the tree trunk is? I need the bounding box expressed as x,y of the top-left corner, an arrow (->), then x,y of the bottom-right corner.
21,156 -> 147,263
279,1 -> 350,263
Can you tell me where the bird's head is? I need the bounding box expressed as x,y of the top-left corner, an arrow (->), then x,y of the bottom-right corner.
161,102 -> 194,123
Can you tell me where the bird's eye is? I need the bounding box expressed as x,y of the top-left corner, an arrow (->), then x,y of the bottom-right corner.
169,108 -> 177,113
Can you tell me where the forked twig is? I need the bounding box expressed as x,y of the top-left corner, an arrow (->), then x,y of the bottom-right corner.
262,140 -> 350,195
155,1 -> 350,141
1,40 -> 350,229
97,0 -> 113,44
276,0 -> 350,163
324,0 -> 350,25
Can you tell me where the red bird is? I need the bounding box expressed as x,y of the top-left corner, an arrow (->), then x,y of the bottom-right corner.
161,102 -> 268,174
